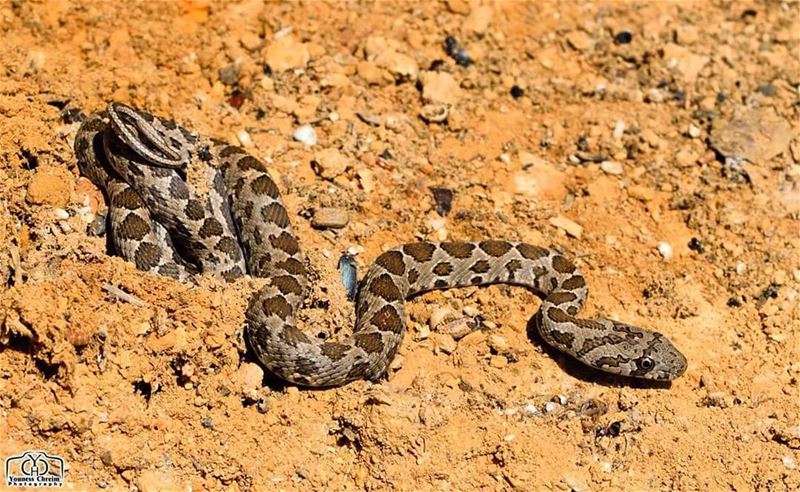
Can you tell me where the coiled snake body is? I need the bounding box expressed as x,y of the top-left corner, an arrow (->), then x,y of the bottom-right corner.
74,103 -> 687,386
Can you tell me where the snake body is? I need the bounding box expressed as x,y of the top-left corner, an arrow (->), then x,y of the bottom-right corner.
74,103 -> 687,386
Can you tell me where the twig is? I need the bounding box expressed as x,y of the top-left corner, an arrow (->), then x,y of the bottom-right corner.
101,283 -> 149,307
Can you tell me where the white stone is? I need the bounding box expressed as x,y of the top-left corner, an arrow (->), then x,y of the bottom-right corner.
237,129 -> 253,147
600,161 -> 624,175
293,125 -> 317,146
658,242 -> 673,260
612,120 -> 626,140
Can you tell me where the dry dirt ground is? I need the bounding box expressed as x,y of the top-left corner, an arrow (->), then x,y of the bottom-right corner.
1,1 -> 799,490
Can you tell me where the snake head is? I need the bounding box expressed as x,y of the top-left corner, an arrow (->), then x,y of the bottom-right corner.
595,320 -> 687,381
107,102 -> 195,168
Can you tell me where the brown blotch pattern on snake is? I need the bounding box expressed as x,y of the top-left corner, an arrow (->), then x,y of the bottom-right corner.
374,251 -> 406,276
479,240 -> 513,257
441,242 -> 476,259
368,274 -> 403,301
403,242 -> 436,262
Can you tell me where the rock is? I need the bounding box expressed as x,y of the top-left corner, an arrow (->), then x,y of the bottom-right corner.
356,168 -> 375,193
600,161 -> 624,175
430,307 -> 456,329
264,36 -> 310,72
433,333 -> 458,355
311,148 -> 349,179
562,473 -> 590,492
627,185 -> 655,202
27,166 -> 74,207
236,129 -> 253,148
687,124 -> 702,138
236,362 -> 264,395
420,104 -> 449,123
320,73 -> 350,88
376,51 -> 418,80
675,25 -> 699,45
566,31 -> 593,51
218,63 -> 239,85
446,0 -> 470,14
657,242 -> 673,260
646,88 -> 665,103
549,215 -> 583,239
487,334 -> 510,354
463,5 -> 493,34
641,128 -> 664,148
420,71 -> 462,105
710,108 -> 792,163
489,355 -> 508,368
662,43 -> 709,83
357,61 -> 392,85
612,120 -> 626,140
675,149 -> 698,167
293,125 -> 317,146
240,32 -> 261,51
311,208 -> 350,229
437,317 -> 475,341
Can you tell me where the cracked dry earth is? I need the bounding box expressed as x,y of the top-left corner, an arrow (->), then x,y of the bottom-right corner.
1,1 -> 799,491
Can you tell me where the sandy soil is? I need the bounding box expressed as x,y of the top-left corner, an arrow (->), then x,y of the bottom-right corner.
1,1 -> 799,490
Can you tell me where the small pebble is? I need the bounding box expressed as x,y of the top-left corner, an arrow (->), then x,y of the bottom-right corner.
437,317 -> 475,340
614,31 -> 633,44
544,401 -> 557,413
688,124 -> 702,138
647,88 -> 664,103
430,187 -> 454,216
53,208 -> 70,220
549,215 -> 583,239
433,333 -> 458,354
218,64 -> 240,86
687,237 -> 703,252
510,86 -> 524,98
293,125 -> 317,146
443,35 -> 472,66
499,153 -> 511,164
489,355 -> 508,368
522,403 -> 539,417
657,242 -> 673,260
237,129 -> 253,147
430,306 -> 455,329
236,363 -> 264,395
487,334 -> 510,354
311,208 -> 349,229
462,305 -> 479,317
420,104 -> 448,123
600,161 -> 624,175
612,120 -> 626,140
783,455 -> 797,470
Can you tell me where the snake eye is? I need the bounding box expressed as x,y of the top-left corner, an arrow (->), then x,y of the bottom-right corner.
637,357 -> 655,371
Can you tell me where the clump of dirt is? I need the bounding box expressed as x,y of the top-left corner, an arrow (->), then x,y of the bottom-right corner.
1,1 -> 798,490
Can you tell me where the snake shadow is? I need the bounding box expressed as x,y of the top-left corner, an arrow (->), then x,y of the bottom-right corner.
525,314 -> 674,389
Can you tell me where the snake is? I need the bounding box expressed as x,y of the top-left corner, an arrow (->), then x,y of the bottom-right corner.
73,102 -> 687,387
